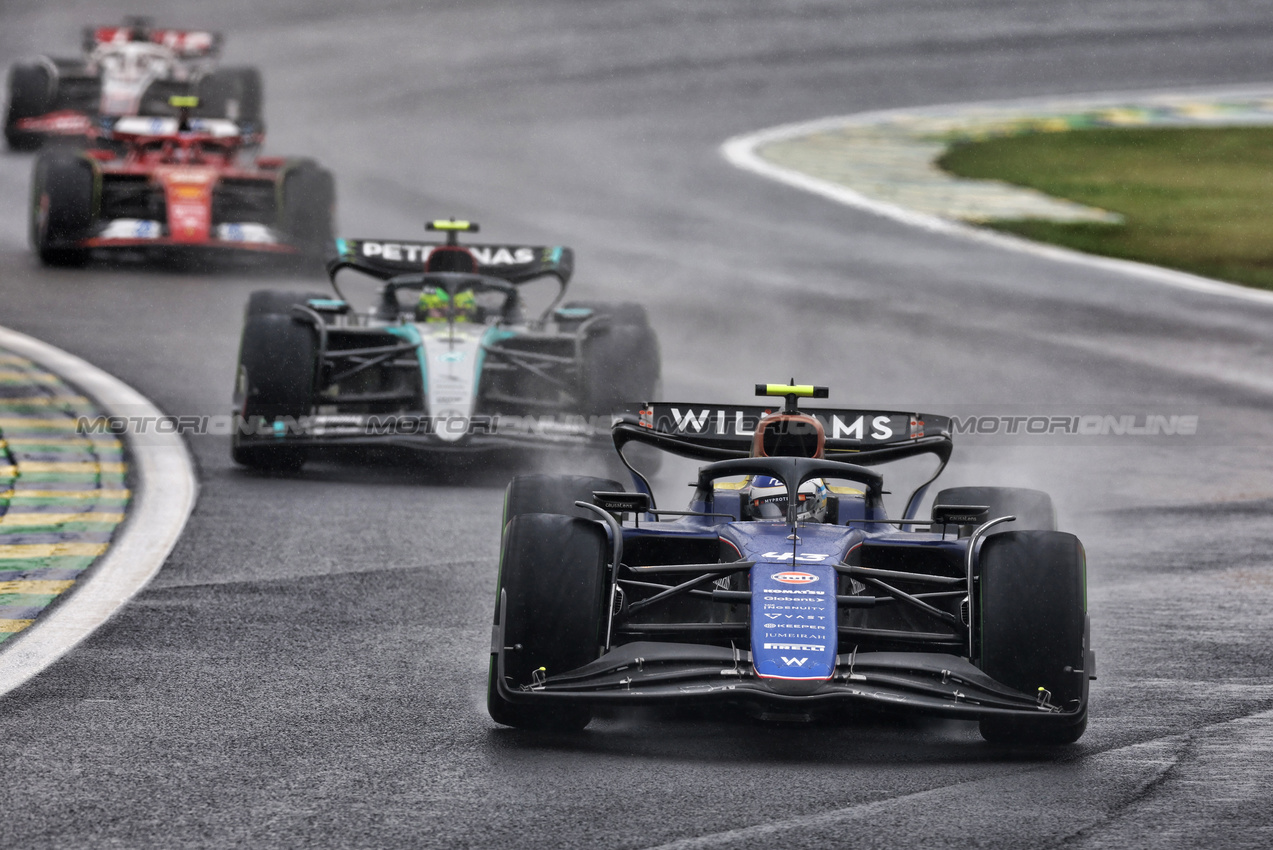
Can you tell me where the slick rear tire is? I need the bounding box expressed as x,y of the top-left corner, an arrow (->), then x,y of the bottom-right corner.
5,62 -> 54,150
196,66 -> 263,124
574,302 -> 660,417
503,474 -> 624,526
232,307 -> 317,471
30,151 -> 93,267
977,530 -> 1089,745
280,163 -> 335,259
934,486 -> 1056,533
488,513 -> 608,731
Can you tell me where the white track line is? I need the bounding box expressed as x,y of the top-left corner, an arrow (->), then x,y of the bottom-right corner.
721,84 -> 1273,308
0,325 -> 197,697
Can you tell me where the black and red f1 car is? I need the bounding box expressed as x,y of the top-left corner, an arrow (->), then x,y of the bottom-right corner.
29,102 -> 333,267
489,383 -> 1094,745
5,17 -> 260,150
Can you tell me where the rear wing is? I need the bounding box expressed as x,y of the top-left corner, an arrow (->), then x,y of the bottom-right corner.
614,403 -> 953,520
327,238 -> 574,285
614,403 -> 952,464
85,27 -> 222,57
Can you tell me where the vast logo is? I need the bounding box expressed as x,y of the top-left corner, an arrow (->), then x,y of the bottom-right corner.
771,571 -> 818,584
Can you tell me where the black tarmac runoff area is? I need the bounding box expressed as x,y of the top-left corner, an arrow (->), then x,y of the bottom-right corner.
4,2 -> 1273,848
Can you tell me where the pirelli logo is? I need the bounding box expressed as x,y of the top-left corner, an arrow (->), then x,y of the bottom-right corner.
763,643 -> 825,651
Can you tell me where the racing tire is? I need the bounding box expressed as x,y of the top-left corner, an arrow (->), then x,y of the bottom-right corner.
138,79 -> 188,116
5,61 -> 54,150
488,513 -> 608,731
232,307 -> 318,471
575,302 -> 660,417
195,66 -> 263,124
503,474 -> 624,526
562,300 -> 651,327
279,163 -> 335,260
30,151 -> 93,267
934,486 -> 1056,534
244,288 -> 331,318
976,530 -> 1089,745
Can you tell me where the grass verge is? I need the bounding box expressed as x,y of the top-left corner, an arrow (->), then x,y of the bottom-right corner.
937,126 -> 1273,291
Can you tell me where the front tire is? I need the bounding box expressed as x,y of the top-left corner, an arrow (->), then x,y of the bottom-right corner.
244,289 -> 330,318
488,513 -> 608,730
196,67 -> 263,124
30,150 -> 93,266
503,473 -> 624,526
279,162 -> 335,260
977,530 -> 1089,745
935,486 -> 1056,533
570,301 -> 660,417
232,291 -> 319,470
6,61 -> 54,150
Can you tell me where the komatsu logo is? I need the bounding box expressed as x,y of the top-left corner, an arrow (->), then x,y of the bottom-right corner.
771,571 -> 818,584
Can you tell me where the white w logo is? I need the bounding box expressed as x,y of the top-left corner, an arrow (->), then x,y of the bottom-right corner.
780,657 -> 808,667
670,408 -> 710,432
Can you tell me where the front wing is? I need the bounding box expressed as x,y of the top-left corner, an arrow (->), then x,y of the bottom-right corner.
491,598 -> 1088,725
80,235 -> 302,255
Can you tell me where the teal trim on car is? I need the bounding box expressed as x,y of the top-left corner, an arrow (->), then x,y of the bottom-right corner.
387,324 -> 428,395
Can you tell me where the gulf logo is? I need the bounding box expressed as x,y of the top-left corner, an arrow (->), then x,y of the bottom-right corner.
771,571 -> 818,585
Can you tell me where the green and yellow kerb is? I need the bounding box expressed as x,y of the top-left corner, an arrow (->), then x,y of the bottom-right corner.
0,352 -> 129,642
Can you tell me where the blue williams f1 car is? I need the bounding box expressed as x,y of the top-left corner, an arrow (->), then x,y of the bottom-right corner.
489,384 -> 1093,744
231,220 -> 660,469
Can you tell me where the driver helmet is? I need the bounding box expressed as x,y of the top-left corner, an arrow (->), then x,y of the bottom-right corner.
417,287 -> 478,322
746,475 -> 830,523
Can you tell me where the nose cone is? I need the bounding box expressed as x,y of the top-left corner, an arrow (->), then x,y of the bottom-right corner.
750,562 -> 838,687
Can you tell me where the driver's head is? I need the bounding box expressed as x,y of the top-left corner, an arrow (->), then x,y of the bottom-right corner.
416,287 -> 478,322
746,476 -> 830,522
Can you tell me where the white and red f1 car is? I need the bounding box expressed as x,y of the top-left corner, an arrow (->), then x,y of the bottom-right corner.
5,17 -> 260,150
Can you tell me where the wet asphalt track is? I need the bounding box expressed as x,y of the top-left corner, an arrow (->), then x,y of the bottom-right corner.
4,1 -> 1273,847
